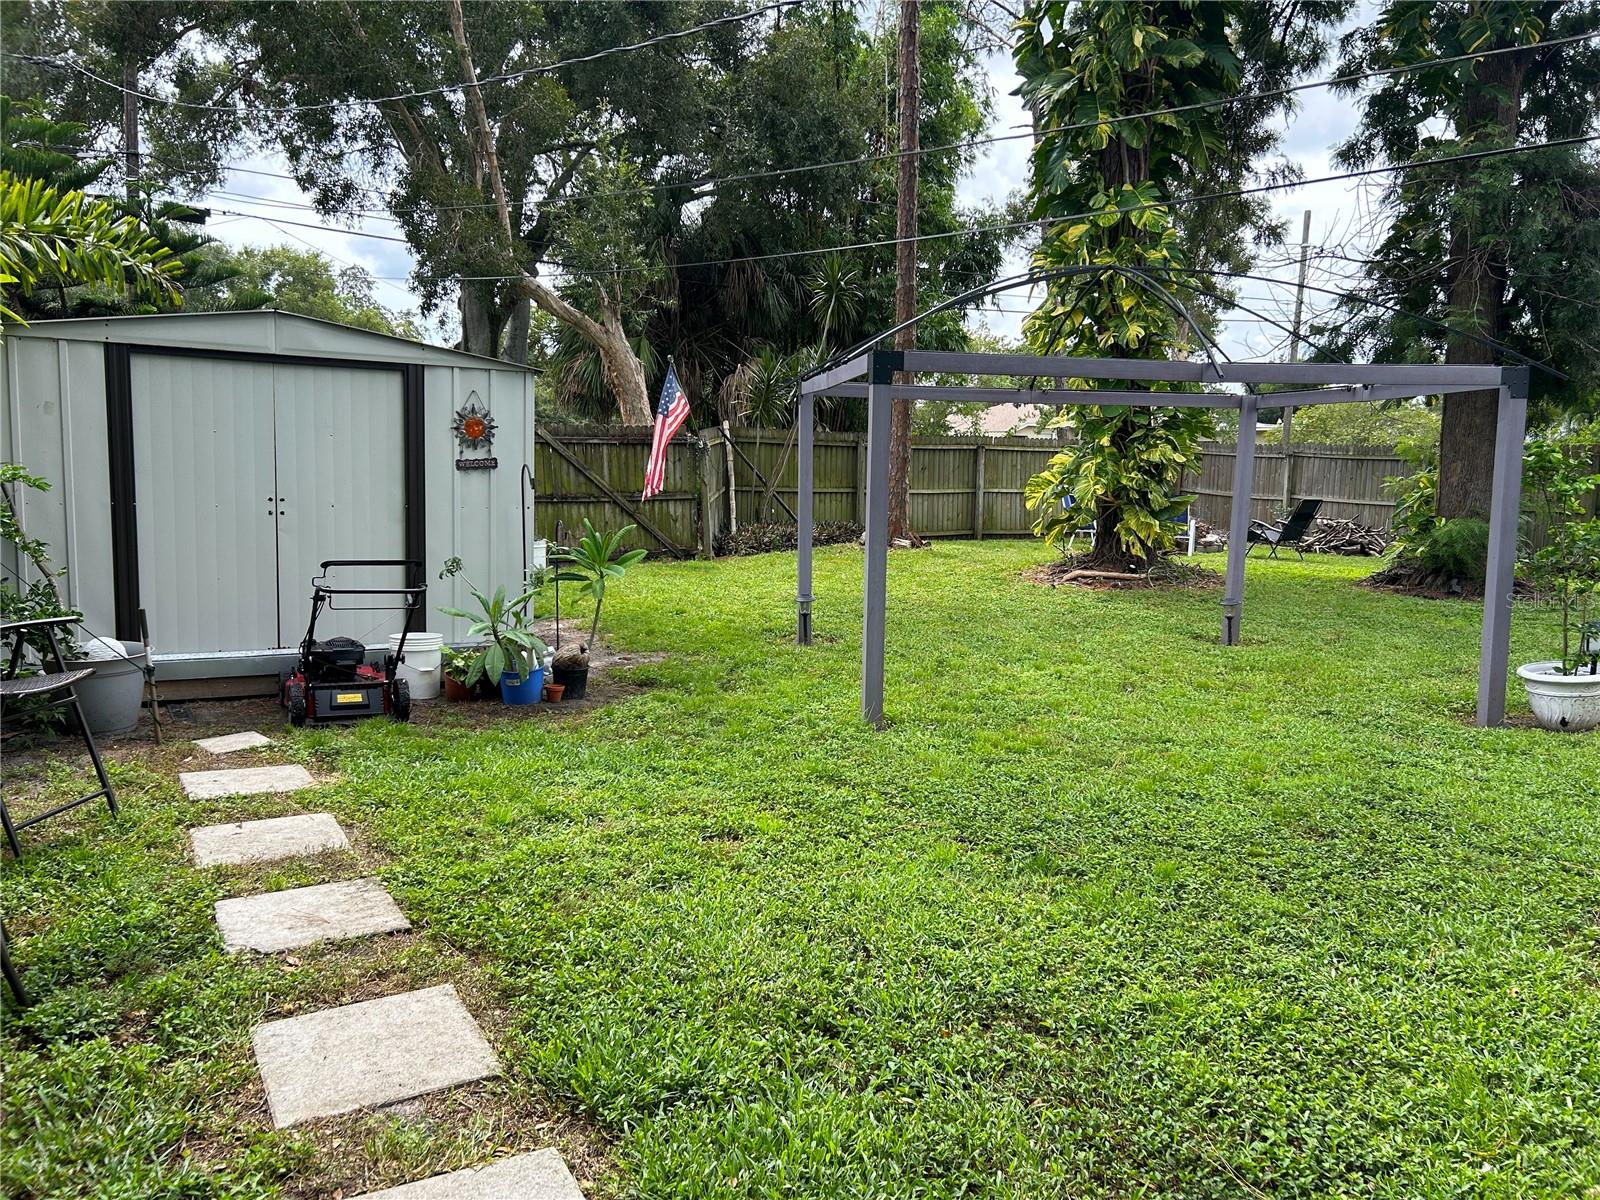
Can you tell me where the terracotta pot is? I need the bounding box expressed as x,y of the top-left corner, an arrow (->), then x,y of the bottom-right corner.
443,674 -> 472,703
543,681 -> 566,703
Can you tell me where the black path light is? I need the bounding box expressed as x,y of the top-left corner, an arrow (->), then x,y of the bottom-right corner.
796,266 -> 1561,730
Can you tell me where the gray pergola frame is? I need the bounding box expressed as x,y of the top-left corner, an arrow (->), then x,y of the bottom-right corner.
797,348 -> 1530,729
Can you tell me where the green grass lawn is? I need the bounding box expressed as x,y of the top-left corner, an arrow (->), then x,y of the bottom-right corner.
4,544 -> 1598,1199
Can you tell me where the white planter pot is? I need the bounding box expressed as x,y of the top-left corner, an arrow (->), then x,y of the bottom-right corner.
63,640 -> 147,736
1517,661 -> 1600,733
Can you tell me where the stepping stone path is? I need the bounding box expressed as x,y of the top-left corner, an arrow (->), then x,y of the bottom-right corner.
191,813 -> 349,867
173,732 -> 583,1193
194,730 -> 273,754
180,763 -> 314,799
349,1149 -> 586,1199
252,984 -> 501,1128
215,878 -> 411,953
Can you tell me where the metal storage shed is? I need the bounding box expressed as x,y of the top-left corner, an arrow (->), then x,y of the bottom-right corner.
1,310 -> 536,689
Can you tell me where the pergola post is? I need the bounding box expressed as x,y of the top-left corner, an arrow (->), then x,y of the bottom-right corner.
1221,395 -> 1258,645
861,353 -> 893,727
796,390 -> 814,645
1475,372 -> 1529,727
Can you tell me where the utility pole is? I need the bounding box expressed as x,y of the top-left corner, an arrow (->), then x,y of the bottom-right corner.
886,0 -> 920,544
1282,208 -> 1312,509
122,58 -> 141,204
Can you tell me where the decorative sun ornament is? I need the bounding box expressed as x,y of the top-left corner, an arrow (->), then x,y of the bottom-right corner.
452,392 -> 496,452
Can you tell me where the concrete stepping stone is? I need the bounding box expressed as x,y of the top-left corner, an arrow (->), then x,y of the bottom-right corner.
190,813 -> 348,867
194,730 -> 273,755
215,878 -> 411,954
252,984 -> 501,1128
349,1149 -> 586,1199
180,763 -> 314,799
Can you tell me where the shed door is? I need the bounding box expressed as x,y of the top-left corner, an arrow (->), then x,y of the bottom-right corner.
272,363 -> 407,647
131,355 -> 280,654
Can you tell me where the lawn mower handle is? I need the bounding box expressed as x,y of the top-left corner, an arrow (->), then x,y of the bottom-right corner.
312,559 -> 427,599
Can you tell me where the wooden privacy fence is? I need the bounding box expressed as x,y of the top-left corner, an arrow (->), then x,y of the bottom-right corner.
532,424 -> 1411,557
1185,441 -> 1408,530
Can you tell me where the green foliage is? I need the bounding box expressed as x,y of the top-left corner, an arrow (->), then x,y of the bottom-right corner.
185,243 -> 420,337
436,559 -> 548,684
1519,425 -> 1600,671
1024,407 -> 1200,561
1288,401 -> 1441,448
539,1 -> 1011,427
5,548 -> 1598,1196
1325,2 -> 1600,420
1412,516 -> 1492,580
552,520 -> 648,651
0,172 -> 182,323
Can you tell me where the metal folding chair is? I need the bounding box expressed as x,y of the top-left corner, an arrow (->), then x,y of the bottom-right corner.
1246,497 -> 1323,561
1,616 -> 118,858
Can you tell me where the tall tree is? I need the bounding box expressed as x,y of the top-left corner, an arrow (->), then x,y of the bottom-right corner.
1,172 -> 182,324
1017,0 -> 1345,571
0,95 -> 239,320
205,1 -> 758,420
888,0 -> 921,544
1328,1 -> 1600,523
3,1 -> 246,197
537,3 -> 1010,431
184,243 -> 419,337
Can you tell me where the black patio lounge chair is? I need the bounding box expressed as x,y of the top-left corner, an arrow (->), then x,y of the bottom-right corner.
1246,497 -> 1323,560
1,616 -> 118,858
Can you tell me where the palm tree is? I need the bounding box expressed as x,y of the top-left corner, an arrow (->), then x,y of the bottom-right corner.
0,172 -> 182,325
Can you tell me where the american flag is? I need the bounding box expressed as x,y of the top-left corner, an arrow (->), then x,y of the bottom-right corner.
642,361 -> 690,499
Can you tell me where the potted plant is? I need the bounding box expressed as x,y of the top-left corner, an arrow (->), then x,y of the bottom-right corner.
437,559 -> 549,707
440,645 -> 476,702
551,520 -> 647,701
1516,431 -> 1600,732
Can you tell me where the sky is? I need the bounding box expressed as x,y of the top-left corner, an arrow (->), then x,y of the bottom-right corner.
193,4 -> 1388,360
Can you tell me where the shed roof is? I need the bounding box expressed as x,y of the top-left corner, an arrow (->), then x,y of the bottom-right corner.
4,309 -> 536,371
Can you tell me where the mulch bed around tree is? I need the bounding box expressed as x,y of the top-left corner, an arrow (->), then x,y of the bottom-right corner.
1023,555 -> 1221,590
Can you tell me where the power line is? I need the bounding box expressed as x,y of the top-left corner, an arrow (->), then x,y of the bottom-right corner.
33,27 -> 1600,219
203,134 -> 1592,286
8,2 -> 797,115
420,134 -> 1600,280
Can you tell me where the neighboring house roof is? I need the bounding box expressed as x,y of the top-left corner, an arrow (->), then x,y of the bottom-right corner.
953,403 -> 1054,437
4,308 -> 536,372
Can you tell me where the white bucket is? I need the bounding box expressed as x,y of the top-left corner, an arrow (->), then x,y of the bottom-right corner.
390,632 -> 444,700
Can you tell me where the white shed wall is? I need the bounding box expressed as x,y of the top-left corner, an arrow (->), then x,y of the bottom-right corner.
1,312 -> 535,683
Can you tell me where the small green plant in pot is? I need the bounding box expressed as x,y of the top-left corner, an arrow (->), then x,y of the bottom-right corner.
1516,429 -> 1600,732
551,521 -> 647,700
437,559 -> 549,706
439,645 -> 477,702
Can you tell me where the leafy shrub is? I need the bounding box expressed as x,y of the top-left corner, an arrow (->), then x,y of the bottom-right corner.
1411,517 -> 1490,580
718,521 -> 862,557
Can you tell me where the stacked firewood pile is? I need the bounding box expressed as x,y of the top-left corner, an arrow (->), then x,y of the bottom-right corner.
1299,518 -> 1390,556
1192,518 -> 1389,555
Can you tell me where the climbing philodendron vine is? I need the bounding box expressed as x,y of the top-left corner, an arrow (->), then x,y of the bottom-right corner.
1015,0 -> 1341,569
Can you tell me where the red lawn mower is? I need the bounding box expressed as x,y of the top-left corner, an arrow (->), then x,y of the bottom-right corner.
282,559 -> 426,727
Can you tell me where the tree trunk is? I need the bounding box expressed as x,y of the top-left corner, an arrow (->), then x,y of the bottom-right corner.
598,305 -> 652,426
447,0 -> 650,425
887,0 -> 921,545
501,295 -> 531,365
459,285 -> 496,357
1436,44 -> 1525,522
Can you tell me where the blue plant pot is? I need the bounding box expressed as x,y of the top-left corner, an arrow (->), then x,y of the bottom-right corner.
499,667 -> 544,706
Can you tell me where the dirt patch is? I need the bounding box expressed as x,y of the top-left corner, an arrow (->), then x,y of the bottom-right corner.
2,627 -> 659,766
1024,555 -> 1221,591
